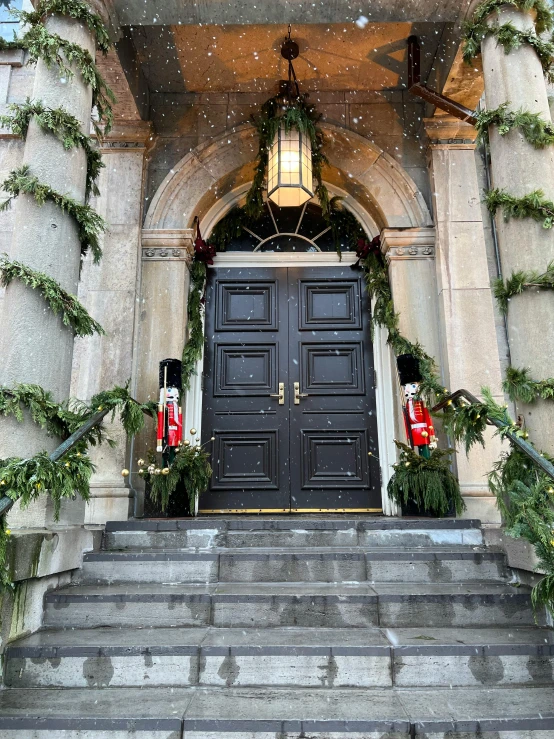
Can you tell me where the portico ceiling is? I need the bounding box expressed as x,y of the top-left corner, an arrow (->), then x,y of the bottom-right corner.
128,22 -> 447,94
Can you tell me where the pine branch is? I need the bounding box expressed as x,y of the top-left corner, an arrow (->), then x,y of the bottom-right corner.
182,260 -> 207,390
0,99 -> 104,198
387,441 -> 465,517
0,255 -> 105,337
0,165 -> 106,263
485,187 -> 554,229
493,261 -> 554,313
476,103 -> 554,149
142,444 -> 212,513
503,366 -> 554,403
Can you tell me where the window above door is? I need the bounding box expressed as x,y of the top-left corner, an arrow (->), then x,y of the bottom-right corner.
219,201 -> 355,253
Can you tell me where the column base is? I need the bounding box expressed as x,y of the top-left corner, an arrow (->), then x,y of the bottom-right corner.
459,488 -> 501,525
84,486 -> 132,525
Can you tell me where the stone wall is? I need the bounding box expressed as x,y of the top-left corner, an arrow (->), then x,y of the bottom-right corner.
144,90 -> 430,217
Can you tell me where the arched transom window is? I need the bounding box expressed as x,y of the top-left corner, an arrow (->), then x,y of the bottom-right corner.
220,200 -> 356,253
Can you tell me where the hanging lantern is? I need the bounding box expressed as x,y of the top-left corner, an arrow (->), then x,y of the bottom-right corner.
267,123 -> 313,207
267,26 -> 314,208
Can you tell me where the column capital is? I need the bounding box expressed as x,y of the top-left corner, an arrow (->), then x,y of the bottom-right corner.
381,227 -> 436,263
99,120 -> 154,150
424,116 -> 478,148
142,229 -> 195,263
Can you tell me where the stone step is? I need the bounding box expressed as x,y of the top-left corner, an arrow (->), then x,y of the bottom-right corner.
104,517 -> 484,550
43,582 -> 541,629
78,547 -> 506,584
0,685 -> 552,737
5,626 -> 554,689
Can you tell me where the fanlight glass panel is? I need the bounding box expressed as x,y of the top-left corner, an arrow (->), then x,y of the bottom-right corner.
219,202 -> 358,253
267,124 -> 313,207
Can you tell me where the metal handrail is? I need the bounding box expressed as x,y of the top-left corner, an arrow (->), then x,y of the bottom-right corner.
0,408 -> 111,518
432,389 -> 554,482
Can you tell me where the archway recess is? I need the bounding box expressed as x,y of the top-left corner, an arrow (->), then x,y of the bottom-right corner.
143,122 -> 432,233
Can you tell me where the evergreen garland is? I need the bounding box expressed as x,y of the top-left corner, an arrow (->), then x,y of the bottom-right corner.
492,261 -> 554,313
503,366 -> 554,403
489,446 -> 554,615
181,261 -> 207,390
0,165 -> 106,263
17,0 -> 111,54
0,449 -> 94,520
0,256 -> 105,337
0,99 -> 104,199
387,441 -> 465,517
485,187 -> 554,229
141,443 -> 212,514
463,0 -> 554,82
476,103 -> 554,149
0,519 -> 11,589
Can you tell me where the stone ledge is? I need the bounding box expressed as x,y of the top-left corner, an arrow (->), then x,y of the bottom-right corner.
0,49 -> 24,67
6,526 -> 100,582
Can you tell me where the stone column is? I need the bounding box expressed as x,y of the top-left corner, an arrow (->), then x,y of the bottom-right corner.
380,227 -> 440,460
425,116 -> 504,523
0,10 -> 99,527
70,121 -> 152,525
481,6 -> 554,454
133,230 -> 194,515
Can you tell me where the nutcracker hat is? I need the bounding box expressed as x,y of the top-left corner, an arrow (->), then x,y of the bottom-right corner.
159,358 -> 182,390
396,354 -> 422,386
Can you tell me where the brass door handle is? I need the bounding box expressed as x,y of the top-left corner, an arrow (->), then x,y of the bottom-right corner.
294,381 -> 308,405
270,382 -> 285,405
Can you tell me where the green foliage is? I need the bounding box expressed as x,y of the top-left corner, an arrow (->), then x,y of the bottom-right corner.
0,449 -> 94,520
0,518 -> 12,590
503,366 -> 554,403
329,197 -> 365,257
387,441 -> 466,517
489,446 -> 554,615
88,383 -> 156,437
0,165 -> 106,263
493,261 -> 554,314
0,255 -> 104,337
0,383 -> 69,439
0,99 -> 104,198
442,398 -> 490,455
485,187 -> 554,229
476,103 -> 554,149
207,207 -> 247,252
182,261 -> 207,390
463,0 -> 554,81
17,0 -> 111,54
142,444 -> 212,513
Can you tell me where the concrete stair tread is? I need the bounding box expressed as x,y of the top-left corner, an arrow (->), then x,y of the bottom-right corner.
94,545 -> 501,557
106,517 -> 481,531
48,581 -> 527,598
0,685 -> 552,733
8,625 -> 554,654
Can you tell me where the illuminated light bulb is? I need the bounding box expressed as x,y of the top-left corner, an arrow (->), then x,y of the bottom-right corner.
183,439 -> 191,446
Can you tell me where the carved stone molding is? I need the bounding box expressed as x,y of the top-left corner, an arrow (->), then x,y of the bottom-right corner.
141,229 -> 195,262
100,120 -> 154,151
381,227 -> 436,262
424,116 -> 478,148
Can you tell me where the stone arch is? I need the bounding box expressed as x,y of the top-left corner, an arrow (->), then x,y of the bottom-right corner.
143,122 -> 432,232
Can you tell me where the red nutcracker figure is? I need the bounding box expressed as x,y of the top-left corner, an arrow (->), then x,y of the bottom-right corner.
397,354 -> 437,459
157,358 -> 183,460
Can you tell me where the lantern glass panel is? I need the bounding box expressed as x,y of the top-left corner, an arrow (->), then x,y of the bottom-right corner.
268,123 -> 313,207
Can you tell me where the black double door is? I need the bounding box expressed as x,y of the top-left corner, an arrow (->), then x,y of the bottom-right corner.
200,267 -> 381,512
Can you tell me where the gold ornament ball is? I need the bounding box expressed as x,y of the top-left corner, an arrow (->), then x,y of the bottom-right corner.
0,480 -> 5,486
162,468 -> 170,476
190,428 -> 197,435
154,468 -> 161,475
121,469 -> 130,477
211,436 -> 215,441
183,439 -> 191,446
137,458 -> 145,467
138,469 -> 145,476
65,462 -> 70,468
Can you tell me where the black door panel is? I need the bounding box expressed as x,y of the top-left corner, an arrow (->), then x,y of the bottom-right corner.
200,266 -> 381,512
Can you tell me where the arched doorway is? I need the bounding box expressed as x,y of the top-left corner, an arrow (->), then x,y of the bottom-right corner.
141,123 -> 432,515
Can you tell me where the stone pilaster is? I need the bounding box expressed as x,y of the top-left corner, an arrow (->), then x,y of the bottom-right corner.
132,229 -> 194,514
0,11 -> 99,528
425,116 -> 504,523
482,6 -> 554,454
70,120 -> 153,525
